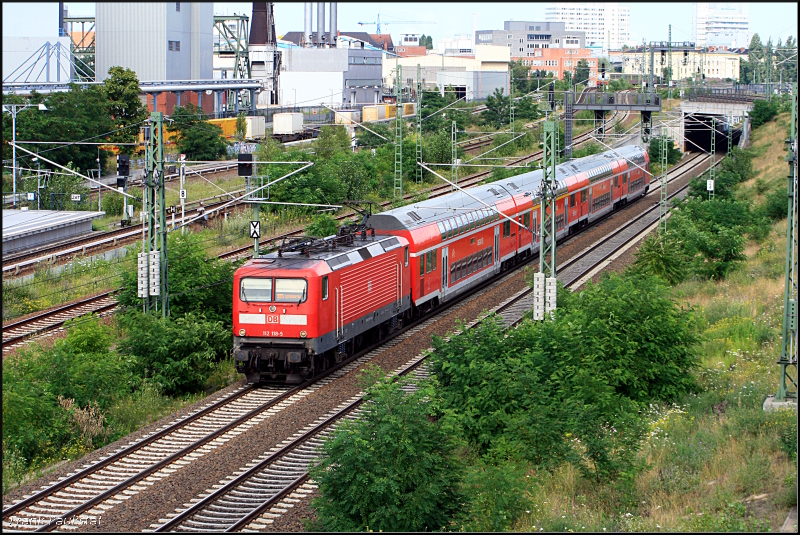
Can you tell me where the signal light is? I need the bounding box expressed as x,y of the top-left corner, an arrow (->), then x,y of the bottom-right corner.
238,153 -> 253,176
117,154 -> 130,177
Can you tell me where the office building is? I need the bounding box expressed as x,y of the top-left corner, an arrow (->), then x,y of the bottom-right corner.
544,3 -> 630,52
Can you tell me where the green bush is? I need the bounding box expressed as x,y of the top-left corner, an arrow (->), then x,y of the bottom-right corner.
118,232 -> 234,323
630,233 -> 689,285
309,368 -> 463,532
459,461 -> 532,532
760,184 -> 789,221
118,311 -> 231,396
430,272 -> 698,482
306,213 -> 337,237
2,316 -> 132,476
749,99 -> 779,129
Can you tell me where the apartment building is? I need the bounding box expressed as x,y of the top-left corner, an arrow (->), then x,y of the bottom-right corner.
544,3 -> 630,52
692,3 -> 750,49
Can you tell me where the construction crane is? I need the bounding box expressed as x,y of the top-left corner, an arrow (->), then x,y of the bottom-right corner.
357,14 -> 434,35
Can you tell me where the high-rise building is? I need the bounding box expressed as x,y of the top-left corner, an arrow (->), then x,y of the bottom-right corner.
96,2 -> 213,81
692,3 -> 749,49
544,3 -> 630,52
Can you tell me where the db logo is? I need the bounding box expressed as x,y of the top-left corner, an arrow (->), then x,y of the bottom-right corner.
267,315 -> 279,324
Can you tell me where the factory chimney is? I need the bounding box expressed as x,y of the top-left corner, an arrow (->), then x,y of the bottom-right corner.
316,2 -> 324,46
329,2 -> 337,47
304,3 -> 312,46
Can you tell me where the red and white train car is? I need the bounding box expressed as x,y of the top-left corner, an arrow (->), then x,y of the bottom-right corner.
233,145 -> 650,383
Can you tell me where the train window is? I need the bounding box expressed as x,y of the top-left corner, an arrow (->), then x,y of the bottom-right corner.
488,246 -> 493,263
581,190 -> 587,203
404,246 -> 409,267
274,278 -> 307,303
322,276 -> 329,300
420,254 -> 425,276
523,212 -> 531,228
456,261 -> 461,280
570,194 -> 576,207
467,255 -> 473,275
466,211 -> 475,230
450,263 -> 455,285
483,209 -> 490,225
624,173 -> 628,183
503,220 -> 511,238
614,176 -> 618,188
426,250 -> 437,273
240,278 -> 273,302
444,219 -> 453,239
459,214 -> 469,233
438,221 -> 447,240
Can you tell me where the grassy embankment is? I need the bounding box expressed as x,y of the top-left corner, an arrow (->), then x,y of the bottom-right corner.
512,110 -> 797,532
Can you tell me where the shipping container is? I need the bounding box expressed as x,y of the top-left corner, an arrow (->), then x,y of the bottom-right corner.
273,112 -> 304,135
362,106 -> 378,122
209,117 -> 238,138
403,103 -> 416,116
335,110 -> 361,125
245,116 -> 266,139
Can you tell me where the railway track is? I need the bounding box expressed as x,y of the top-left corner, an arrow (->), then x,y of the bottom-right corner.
0,108 -> 630,354
147,153 -> 708,533
2,149 -> 715,532
2,291 -> 118,355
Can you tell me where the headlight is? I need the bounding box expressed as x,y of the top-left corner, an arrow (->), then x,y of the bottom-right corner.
238,328 -> 246,336
300,330 -> 307,338
269,305 -> 276,312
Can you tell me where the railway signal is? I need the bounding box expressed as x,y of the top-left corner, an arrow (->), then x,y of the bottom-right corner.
141,112 -> 169,316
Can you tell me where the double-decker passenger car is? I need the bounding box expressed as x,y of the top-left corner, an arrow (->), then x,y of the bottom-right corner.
233,145 -> 650,383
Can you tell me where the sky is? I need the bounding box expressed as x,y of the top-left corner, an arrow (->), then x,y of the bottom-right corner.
2,2 -> 798,48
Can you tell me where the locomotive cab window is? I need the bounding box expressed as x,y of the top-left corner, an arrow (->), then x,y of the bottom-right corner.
274,278 -> 308,303
322,276 -> 329,300
240,278 -> 273,302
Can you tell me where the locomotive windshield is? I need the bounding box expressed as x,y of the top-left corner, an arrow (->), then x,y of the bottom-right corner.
240,278 -> 273,302
275,278 -> 307,302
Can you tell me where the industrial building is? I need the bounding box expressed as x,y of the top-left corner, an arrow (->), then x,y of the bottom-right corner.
277,44 -> 382,107
383,45 -> 510,101
95,2 -> 213,81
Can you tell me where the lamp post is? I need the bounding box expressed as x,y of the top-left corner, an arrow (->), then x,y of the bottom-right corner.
3,102 -> 47,207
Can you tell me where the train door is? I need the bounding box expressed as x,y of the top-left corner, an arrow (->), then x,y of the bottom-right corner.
494,225 -> 500,273
441,247 -> 449,299
418,253 -> 425,301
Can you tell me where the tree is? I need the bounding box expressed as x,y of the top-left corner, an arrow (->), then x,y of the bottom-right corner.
103,66 -> 148,154
482,87 -> 509,129
315,125 -> 351,158
575,59 -> 591,86
425,35 -> 433,50
309,368 -> 463,532
235,112 -> 247,141
167,103 -> 227,161
418,33 -> 426,46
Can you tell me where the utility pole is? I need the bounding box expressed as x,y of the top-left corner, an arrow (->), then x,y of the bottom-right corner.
728,112 -> 733,155
394,62 -> 403,198
451,120 -> 457,192
709,117 -> 716,200
138,112 -> 168,317
180,154 -> 186,234
668,25 -> 672,100
416,63 -> 423,184
775,82 -> 797,402
659,134 -> 670,236
510,74 -> 514,136
534,121 -> 558,320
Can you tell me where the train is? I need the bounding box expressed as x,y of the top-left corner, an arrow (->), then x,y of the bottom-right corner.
232,144 -> 651,384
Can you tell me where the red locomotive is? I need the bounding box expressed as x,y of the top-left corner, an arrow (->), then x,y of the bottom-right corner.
233,145 -> 650,383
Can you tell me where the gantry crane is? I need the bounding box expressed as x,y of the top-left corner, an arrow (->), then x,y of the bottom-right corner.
357,14 -> 434,35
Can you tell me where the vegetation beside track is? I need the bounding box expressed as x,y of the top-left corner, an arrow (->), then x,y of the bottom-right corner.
307,108 -> 797,531
2,233 -> 239,495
